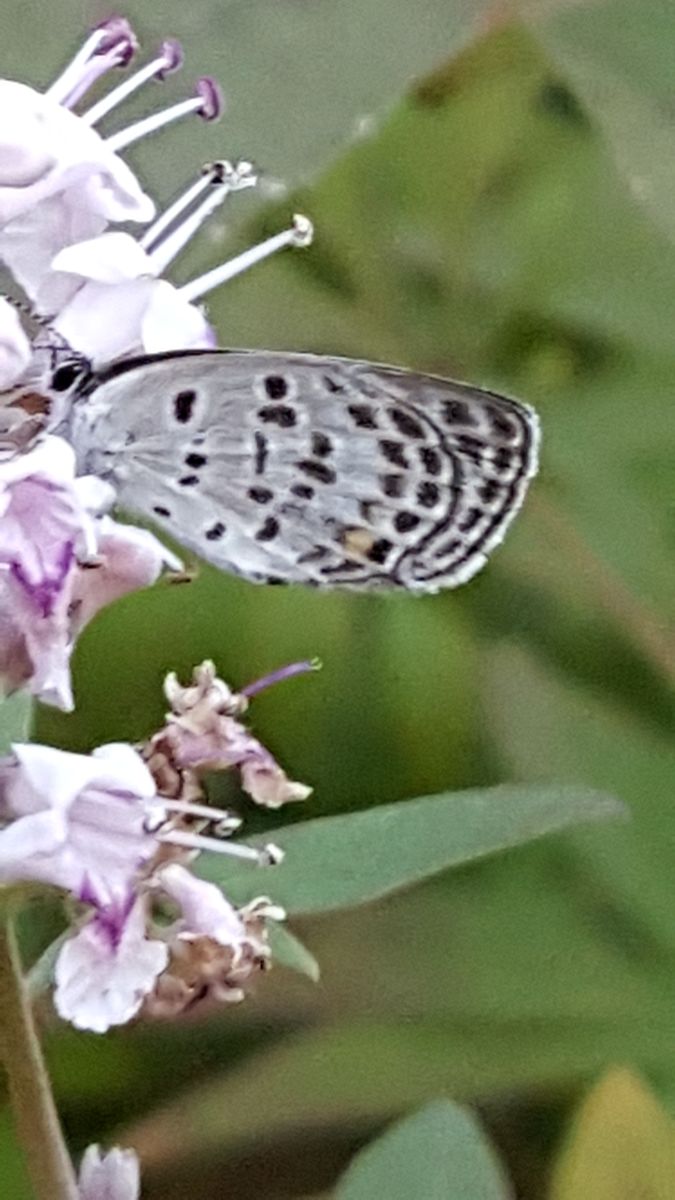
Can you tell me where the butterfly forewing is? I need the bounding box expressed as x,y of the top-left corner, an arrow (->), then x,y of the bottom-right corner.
71,350 -> 539,592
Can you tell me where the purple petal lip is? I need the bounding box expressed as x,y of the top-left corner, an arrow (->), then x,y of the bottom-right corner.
196,77 -> 224,121
90,891 -> 136,951
157,39 -> 184,79
10,541 -> 74,618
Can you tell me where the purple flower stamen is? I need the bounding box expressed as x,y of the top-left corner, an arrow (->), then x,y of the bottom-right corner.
196,77 -> 223,121
241,659 -> 320,699
156,39 -> 184,80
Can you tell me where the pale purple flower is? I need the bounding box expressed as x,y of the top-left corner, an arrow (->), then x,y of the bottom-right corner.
0,742 -> 159,899
0,435 -> 178,708
78,1144 -> 140,1200
55,894 -> 168,1033
0,721 -> 285,1030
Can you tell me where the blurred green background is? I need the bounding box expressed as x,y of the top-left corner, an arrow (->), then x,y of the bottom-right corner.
3,0 -> 675,1195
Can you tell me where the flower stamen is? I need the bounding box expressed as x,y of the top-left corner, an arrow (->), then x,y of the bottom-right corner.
106,76 -> 223,151
180,213 -> 313,302
155,797 -> 242,831
158,827 -> 278,864
147,161 -> 257,274
82,40 -> 184,126
46,18 -> 137,109
241,658 -> 321,699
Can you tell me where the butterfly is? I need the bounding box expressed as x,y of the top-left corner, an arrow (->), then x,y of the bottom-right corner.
44,348 -> 540,593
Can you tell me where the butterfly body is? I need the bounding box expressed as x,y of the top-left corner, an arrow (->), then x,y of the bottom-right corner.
59,349 -> 540,592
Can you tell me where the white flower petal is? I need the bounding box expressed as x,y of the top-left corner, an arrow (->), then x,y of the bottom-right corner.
140,280 -> 215,351
161,863 -> 247,947
0,82 -> 153,226
91,744 -> 157,800
79,1144 -> 140,1200
52,231 -> 154,284
0,809 -> 65,878
53,278 -> 154,361
55,899 -> 168,1032
11,743 -> 109,810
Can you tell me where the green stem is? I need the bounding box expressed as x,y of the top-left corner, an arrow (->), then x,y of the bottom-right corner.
0,915 -> 78,1200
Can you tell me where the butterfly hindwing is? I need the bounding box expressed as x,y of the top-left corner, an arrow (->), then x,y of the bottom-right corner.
70,350 -> 540,591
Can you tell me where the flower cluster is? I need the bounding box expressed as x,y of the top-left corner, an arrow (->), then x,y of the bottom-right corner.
0,659 -> 312,1033
0,16 -> 312,710
0,16 -> 315,1033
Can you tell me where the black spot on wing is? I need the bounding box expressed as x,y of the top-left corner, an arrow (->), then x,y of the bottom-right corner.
291,483 -> 315,500
256,516 -> 280,542
264,375 -> 288,399
368,538 -> 393,565
254,432 -> 268,475
381,474 -> 405,499
348,404 -> 378,430
248,486 -> 273,504
417,481 -> 440,508
389,407 -> 425,439
174,390 -> 196,423
311,432 -> 333,457
379,440 -> 409,469
394,511 -> 421,533
258,404 -> 296,428
419,446 -> 442,475
442,400 -> 477,426
296,459 -> 336,484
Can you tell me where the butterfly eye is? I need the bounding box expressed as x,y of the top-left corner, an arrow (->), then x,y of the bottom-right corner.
51,361 -> 88,393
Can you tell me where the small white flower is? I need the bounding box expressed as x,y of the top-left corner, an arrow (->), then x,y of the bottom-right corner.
78,1143 -> 140,1200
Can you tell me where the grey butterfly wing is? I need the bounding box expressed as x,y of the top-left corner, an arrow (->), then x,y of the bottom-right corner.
73,350 -> 540,592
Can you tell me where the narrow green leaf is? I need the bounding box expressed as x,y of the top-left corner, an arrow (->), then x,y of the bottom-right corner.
268,923 -> 321,983
198,785 -> 625,915
335,1100 -> 511,1200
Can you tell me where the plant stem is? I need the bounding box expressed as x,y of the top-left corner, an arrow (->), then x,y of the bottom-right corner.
0,915 -> 78,1199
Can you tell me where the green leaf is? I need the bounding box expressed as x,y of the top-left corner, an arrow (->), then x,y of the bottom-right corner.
524,0 -> 675,244
335,1100 -> 511,1200
127,1015 -> 675,1176
0,693 -> 32,754
268,923 -> 321,982
551,1068 -> 675,1200
198,784 -> 625,915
